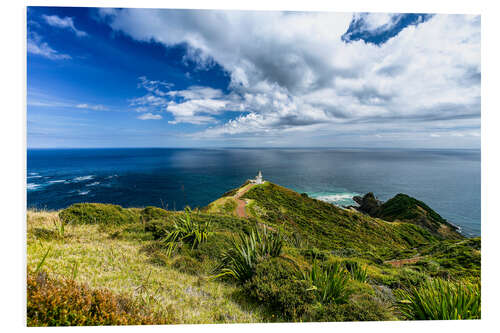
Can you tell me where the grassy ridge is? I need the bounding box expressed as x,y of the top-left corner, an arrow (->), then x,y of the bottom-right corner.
26,182 -> 481,325
241,182 -> 437,261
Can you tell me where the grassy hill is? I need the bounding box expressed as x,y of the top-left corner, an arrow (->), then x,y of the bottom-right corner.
352,192 -> 462,239
27,182 -> 481,326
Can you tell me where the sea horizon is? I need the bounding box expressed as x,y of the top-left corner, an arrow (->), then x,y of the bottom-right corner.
27,147 -> 481,237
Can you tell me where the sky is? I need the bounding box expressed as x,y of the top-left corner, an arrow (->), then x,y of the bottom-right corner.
27,7 -> 481,148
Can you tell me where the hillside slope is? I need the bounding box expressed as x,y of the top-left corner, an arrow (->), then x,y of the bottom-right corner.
353,192 -> 462,239
27,182 -> 480,325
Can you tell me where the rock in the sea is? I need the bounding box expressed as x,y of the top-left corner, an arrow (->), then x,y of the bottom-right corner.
352,192 -> 382,216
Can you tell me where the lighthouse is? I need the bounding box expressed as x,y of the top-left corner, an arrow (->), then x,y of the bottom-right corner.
250,171 -> 264,184
255,171 -> 263,184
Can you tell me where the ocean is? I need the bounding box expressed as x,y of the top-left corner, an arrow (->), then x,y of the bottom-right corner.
27,148 -> 481,237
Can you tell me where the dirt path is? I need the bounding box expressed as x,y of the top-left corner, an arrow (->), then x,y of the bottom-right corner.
384,256 -> 424,268
232,183 -> 275,231
233,184 -> 254,218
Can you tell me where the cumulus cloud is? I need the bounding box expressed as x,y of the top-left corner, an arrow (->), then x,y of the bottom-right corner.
27,31 -> 71,60
137,113 -> 162,120
42,15 -> 88,37
130,76 -> 236,124
100,9 -> 480,143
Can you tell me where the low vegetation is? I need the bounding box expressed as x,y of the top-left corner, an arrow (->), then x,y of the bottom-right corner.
212,226 -> 284,283
395,278 -> 481,320
27,270 -> 172,326
163,207 -> 213,256
303,261 -> 351,304
27,182 -> 481,325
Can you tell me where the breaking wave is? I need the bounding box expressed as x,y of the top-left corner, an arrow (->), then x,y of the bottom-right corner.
73,175 -> 94,182
308,191 -> 359,206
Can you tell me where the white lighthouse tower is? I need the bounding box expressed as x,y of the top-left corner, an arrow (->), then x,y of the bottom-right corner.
255,171 -> 263,184
250,171 -> 264,184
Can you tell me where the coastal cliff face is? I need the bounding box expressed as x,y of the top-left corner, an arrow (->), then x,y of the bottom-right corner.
352,192 -> 462,239
27,181 -> 480,325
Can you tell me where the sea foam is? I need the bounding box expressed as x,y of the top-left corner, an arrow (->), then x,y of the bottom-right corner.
73,175 -> 94,182
310,192 -> 359,206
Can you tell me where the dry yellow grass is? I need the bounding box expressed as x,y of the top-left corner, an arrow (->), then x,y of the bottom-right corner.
27,210 -> 267,324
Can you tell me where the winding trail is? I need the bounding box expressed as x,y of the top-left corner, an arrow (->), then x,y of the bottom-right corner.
384,256 -> 424,267
233,184 -> 254,218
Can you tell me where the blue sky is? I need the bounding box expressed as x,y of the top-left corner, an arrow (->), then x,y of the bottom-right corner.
27,7 -> 480,148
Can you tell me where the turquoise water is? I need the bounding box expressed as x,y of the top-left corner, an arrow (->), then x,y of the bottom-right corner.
27,148 -> 480,237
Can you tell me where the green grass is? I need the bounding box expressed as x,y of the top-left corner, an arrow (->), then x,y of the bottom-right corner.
303,261 -> 351,304
395,278 -> 481,320
59,203 -> 141,225
241,182 -> 437,261
212,226 -> 284,283
27,182 -> 481,325
27,210 -> 267,324
163,207 -> 213,255
376,194 -> 462,238
344,261 -> 368,283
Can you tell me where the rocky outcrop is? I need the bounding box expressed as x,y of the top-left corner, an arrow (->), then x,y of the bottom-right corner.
352,192 -> 382,216
354,192 -> 462,239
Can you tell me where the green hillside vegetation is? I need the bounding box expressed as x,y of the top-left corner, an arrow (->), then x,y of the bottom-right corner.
353,192 -> 462,239
377,194 -> 461,238
27,182 -> 481,326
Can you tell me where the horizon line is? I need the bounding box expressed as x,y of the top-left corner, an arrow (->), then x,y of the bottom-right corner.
26,146 -> 481,150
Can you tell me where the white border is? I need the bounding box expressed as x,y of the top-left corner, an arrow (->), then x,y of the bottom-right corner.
2,0 -> 499,332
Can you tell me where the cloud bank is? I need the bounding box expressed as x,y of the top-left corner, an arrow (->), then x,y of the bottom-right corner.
100,9 -> 480,144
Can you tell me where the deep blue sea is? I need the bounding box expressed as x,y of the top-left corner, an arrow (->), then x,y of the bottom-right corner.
27,148 -> 481,237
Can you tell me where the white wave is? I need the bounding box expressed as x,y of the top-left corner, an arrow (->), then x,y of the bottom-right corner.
78,190 -> 90,195
73,175 -> 94,182
106,174 -> 118,179
86,182 -> 100,187
309,192 -> 359,206
27,183 -> 41,191
316,194 -> 355,202
48,179 -> 66,184
27,175 -> 42,179
29,172 -> 39,176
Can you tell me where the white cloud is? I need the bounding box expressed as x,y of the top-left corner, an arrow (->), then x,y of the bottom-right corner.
130,76 -> 236,125
137,113 -> 162,120
137,76 -> 173,96
27,32 -> 71,60
42,15 -> 88,37
76,104 -> 108,111
102,10 -> 480,143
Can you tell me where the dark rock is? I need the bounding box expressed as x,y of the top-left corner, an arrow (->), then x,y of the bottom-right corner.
353,192 -> 382,216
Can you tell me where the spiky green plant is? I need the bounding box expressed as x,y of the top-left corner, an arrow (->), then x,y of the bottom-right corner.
163,207 -> 212,254
303,261 -> 351,304
212,226 -> 284,283
34,248 -> 51,274
52,217 -> 65,239
395,278 -> 481,320
344,261 -> 368,283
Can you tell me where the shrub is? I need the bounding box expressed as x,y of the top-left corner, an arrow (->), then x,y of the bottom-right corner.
344,261 -> 368,283
27,271 -> 173,326
222,199 -> 237,214
304,294 -> 395,322
303,261 -> 351,304
141,206 -> 170,222
145,219 -> 175,240
243,258 -> 315,320
164,207 -> 213,253
172,255 -> 203,275
59,203 -> 140,225
212,226 -> 284,283
395,278 -> 481,320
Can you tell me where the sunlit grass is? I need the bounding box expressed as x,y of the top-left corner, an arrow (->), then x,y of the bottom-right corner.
395,278 -> 481,320
27,210 -> 267,324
